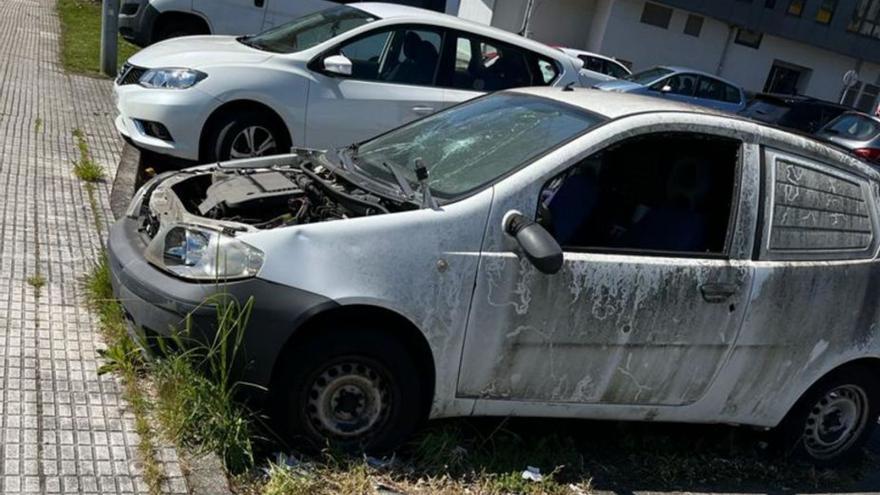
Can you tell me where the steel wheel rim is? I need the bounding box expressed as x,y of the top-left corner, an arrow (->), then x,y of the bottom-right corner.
229,125 -> 276,159
802,384 -> 869,459
305,359 -> 391,440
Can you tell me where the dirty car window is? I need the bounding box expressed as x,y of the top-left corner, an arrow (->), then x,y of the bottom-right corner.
353,94 -> 603,199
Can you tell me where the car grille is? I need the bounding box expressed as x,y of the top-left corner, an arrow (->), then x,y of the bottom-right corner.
117,64 -> 146,85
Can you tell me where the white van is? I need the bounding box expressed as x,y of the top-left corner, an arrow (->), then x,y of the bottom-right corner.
118,0 -> 342,47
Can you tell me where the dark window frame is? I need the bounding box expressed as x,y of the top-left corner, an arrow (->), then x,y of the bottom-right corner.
684,13 -> 704,37
816,0 -> 838,23
441,28 -> 561,91
535,132 -> 745,260
734,27 -> 764,48
787,0 -> 806,16
640,2 -> 674,29
308,23 -> 448,88
848,0 -> 880,39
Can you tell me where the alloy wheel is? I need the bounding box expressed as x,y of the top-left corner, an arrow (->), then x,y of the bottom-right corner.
229,125 -> 277,159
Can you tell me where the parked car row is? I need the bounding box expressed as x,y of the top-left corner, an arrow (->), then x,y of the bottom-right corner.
115,3 -> 583,164
111,2 -> 880,465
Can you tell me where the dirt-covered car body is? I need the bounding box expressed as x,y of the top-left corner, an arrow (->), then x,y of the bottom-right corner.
109,87 -> 880,458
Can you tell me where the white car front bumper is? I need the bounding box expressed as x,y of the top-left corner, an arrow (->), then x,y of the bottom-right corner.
114,83 -> 220,161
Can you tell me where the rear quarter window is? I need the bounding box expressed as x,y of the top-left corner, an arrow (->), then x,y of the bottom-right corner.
763,151 -> 877,260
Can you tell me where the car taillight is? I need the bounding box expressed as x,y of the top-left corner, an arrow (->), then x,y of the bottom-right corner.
853,148 -> 880,163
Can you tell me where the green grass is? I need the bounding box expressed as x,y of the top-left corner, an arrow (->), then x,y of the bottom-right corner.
72,128 -> 105,182
57,0 -> 139,76
152,295 -> 260,474
86,258 -> 164,495
26,274 -> 47,298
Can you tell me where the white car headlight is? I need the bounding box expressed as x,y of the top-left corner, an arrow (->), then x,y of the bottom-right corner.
139,68 -> 207,89
145,225 -> 264,280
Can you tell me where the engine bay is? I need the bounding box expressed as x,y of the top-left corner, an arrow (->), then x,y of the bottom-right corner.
158,161 -> 409,231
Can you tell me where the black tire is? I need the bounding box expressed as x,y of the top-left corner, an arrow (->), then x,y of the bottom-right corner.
203,110 -> 289,163
777,366 -> 880,466
273,328 -> 425,453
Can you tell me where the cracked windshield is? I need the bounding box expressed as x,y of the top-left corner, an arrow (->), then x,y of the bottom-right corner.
354,93 -> 604,198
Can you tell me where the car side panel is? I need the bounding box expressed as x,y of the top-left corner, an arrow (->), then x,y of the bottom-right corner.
241,189 -> 495,419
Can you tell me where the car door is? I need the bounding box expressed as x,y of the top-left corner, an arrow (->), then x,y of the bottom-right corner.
304,24 -> 447,149
648,72 -> 698,105
261,0 -> 336,30
192,0 -> 266,35
694,76 -> 745,113
442,31 -> 561,107
457,125 -> 758,407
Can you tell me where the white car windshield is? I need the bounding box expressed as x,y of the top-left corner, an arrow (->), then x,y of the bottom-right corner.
352,93 -> 604,199
240,6 -> 376,54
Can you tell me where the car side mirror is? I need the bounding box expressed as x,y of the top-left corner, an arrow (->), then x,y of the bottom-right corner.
660,84 -> 673,93
323,54 -> 352,76
504,212 -> 563,275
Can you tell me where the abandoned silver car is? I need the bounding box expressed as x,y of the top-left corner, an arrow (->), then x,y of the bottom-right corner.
109,88 -> 880,464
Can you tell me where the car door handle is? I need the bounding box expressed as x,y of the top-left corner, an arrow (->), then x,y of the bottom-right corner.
700,283 -> 739,303
254,0 -> 265,7
411,106 -> 435,115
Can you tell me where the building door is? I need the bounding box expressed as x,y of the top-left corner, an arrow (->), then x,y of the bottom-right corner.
764,61 -> 810,95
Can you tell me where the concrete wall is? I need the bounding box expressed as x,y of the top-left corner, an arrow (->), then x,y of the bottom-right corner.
597,0 -> 731,72
719,32 -> 859,101
454,0 -> 496,24
488,0 -> 595,48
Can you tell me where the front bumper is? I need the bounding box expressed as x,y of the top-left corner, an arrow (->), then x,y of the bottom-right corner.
118,0 -> 159,47
107,216 -> 336,389
114,83 -> 219,162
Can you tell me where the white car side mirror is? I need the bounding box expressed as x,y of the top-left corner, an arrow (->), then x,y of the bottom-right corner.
323,54 -> 353,76
660,85 -> 673,93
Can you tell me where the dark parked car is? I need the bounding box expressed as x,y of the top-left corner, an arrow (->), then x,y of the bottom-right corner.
816,111 -> 880,164
740,93 -> 850,134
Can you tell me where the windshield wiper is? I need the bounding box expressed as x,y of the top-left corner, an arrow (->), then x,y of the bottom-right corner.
414,158 -> 439,210
382,162 -> 415,199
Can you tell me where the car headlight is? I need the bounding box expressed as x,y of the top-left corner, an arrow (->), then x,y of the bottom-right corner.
144,225 -> 264,280
139,68 -> 206,89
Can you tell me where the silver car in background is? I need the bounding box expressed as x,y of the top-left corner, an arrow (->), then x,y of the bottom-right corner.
817,111 -> 880,165
594,65 -> 746,114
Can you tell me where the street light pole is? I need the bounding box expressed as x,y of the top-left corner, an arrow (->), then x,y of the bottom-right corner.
100,0 -> 119,77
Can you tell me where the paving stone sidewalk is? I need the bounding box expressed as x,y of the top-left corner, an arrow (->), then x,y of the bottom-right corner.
0,0 -> 188,493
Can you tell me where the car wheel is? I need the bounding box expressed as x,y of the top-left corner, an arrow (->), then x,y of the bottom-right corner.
275,329 -> 424,452
778,366 -> 879,465
206,111 -> 289,163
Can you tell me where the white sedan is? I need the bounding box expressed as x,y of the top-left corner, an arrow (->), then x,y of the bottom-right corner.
114,2 -> 583,164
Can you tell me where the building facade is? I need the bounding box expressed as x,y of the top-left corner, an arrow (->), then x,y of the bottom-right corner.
449,0 -> 880,111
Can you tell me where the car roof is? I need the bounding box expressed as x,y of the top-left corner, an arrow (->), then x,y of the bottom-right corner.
511,86 -> 724,119
655,66 -> 744,90
508,87 -> 880,177
351,2 -> 567,60
559,48 -> 620,64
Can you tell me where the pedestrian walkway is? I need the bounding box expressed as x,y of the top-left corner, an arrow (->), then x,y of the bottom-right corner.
0,0 -> 187,493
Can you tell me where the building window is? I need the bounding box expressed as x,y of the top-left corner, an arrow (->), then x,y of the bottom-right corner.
735,28 -> 764,48
816,0 -> 837,23
765,0 -> 777,7
640,2 -> 673,29
684,14 -> 704,36
787,0 -> 806,16
764,61 -> 812,94
848,0 -> 880,38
